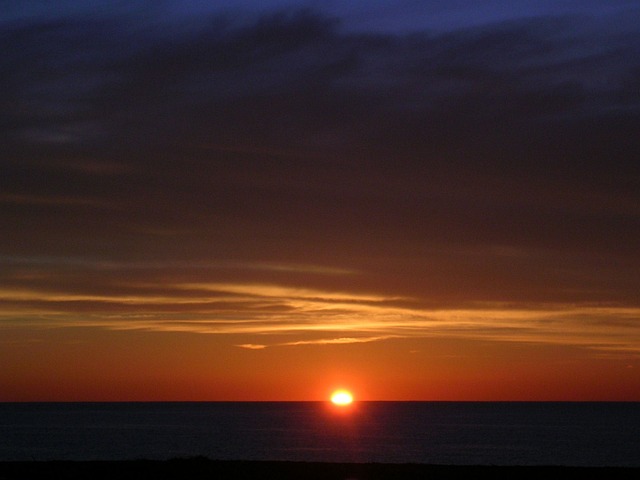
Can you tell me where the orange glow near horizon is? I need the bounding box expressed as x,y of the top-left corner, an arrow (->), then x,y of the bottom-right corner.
1,300 -> 639,402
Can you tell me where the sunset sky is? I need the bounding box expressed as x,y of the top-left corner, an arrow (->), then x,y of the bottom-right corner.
1,0 -> 639,401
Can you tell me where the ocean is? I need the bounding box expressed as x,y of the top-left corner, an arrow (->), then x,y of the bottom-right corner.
0,402 -> 638,466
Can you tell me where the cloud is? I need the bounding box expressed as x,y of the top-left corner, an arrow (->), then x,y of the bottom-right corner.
0,193 -> 113,208
236,343 -> 267,350
0,4 -> 639,360
2,8 -> 637,212
278,335 -> 399,346
2,268 -> 639,356
235,335 -> 398,349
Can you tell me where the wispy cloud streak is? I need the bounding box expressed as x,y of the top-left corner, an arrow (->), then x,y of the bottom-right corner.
2,278 -> 638,355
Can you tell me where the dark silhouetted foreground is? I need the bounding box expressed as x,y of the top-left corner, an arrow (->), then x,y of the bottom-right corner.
1,458 -> 639,480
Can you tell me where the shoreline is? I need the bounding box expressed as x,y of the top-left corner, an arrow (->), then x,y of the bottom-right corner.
1,458 -> 639,479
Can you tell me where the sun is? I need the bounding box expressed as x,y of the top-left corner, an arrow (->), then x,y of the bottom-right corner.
330,389 -> 354,406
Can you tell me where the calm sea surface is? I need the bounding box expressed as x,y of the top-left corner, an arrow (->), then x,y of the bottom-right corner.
0,402 -> 638,466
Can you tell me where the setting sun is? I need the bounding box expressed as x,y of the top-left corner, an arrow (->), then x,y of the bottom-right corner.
330,390 -> 354,406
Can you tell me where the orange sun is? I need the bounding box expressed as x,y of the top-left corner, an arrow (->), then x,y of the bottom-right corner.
330,389 -> 354,406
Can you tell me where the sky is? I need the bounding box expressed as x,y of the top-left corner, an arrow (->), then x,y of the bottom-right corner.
1,0 -> 639,401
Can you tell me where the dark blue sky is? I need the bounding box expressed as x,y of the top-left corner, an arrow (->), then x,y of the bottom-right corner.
4,0 -> 638,32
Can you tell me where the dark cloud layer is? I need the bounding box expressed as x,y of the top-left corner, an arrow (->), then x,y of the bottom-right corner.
1,4 -> 639,311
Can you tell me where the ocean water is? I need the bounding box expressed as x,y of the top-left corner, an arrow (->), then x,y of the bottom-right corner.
0,402 -> 638,466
